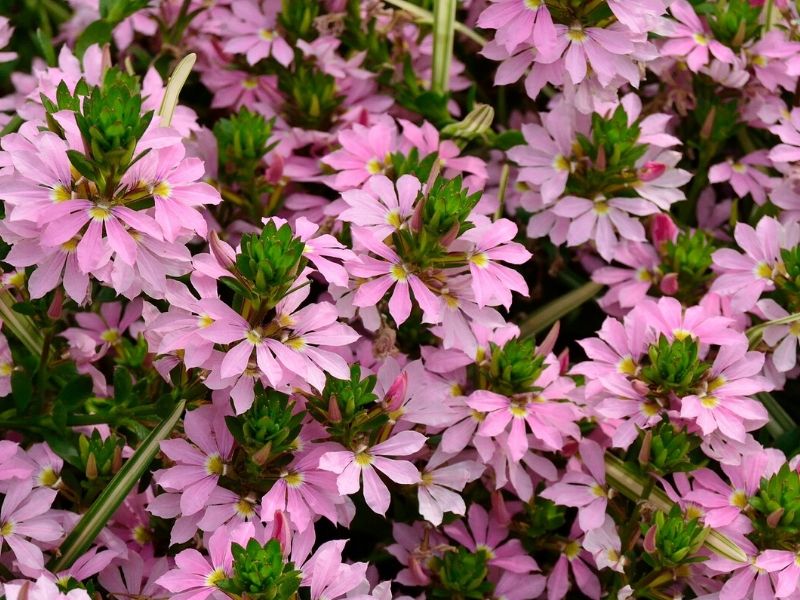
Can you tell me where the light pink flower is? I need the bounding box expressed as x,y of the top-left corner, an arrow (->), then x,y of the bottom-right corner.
661,0 -> 736,71
0,479 -> 62,570
322,119 -> 400,191
222,0 -> 293,67
340,175 -> 421,240
709,151 -> 774,204
417,449 -> 483,526
476,0 -> 556,54
318,431 -> 426,516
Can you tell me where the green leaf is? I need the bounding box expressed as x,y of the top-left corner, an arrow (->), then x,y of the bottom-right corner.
431,0 -> 457,96
519,282 -> 603,338
48,400 -> 185,572
75,20 -> 113,59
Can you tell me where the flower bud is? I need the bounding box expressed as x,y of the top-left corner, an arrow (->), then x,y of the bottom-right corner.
659,272 -> 679,295
650,214 -> 678,247
384,371 -> 408,412
638,161 -> 666,182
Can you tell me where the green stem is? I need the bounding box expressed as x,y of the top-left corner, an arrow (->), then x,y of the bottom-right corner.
519,282 -> 603,339
431,0 -> 457,96
756,392 -> 795,439
383,0 -> 487,46
0,290 -> 45,355
747,311 -> 800,348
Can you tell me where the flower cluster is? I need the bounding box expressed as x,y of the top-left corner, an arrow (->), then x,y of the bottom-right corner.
1,1 -> 800,599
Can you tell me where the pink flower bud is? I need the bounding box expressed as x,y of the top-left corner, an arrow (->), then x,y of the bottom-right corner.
491,491 -> 512,526
47,288 -> 64,319
328,395 -> 342,422
268,510 -> 292,555
536,321 -> 560,358
638,161 -> 666,182
659,272 -> 679,296
265,153 -> 284,184
649,213 -> 678,246
632,380 -> 650,396
384,371 -> 408,412
209,230 -> 236,271
643,524 -> 657,553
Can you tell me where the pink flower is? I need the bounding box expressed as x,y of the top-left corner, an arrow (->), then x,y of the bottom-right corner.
758,299 -> 800,372
680,340 -> 771,442
661,0 -> 736,71
546,535 -> 601,600
261,446 -> 349,531
322,119 -> 400,191
98,554 -> 170,600
592,241 -> 660,311
0,478 -> 62,570
508,109 -> 577,205
156,525 -> 239,600
154,406 -> 235,516
222,0 -> 293,67
593,375 -> 662,449
444,504 -> 539,573
318,431 -> 426,516
540,439 -> 610,531
349,227 -> 442,326
454,217 -> 532,308
711,217 -> 791,311
292,217 -> 355,287
417,449 -> 483,526
399,120 -> 488,183
468,358 -> 579,458
757,550 -> 800,598
340,175 -> 421,241
709,151 -> 774,204
582,516 -> 625,573
637,296 -> 744,346
477,0 -> 556,54
4,576 -> 90,600
301,539 -> 369,600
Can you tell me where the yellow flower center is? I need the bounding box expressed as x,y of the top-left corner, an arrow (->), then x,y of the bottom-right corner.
730,489 -> 748,509
564,540 -> 580,559
641,402 -> 660,417
285,336 -> 306,350
593,201 -> 609,215
693,33 -> 709,46
755,262 -> 773,279
246,329 -> 262,344
390,264 -> 408,282
524,0 -> 542,8
553,154 -> 571,172
205,453 -> 225,476
366,158 -> 383,174
731,162 -> 747,174
89,205 -> 111,221
707,375 -> 726,393
700,395 -> 719,409
673,328 -> 692,341
284,471 -> 304,488
0,362 -> 12,377
421,471 -> 434,486
790,321 -> 800,337
153,181 -> 171,198
51,184 -> 72,203
132,524 -> 152,544
235,498 -> 256,517
39,467 -> 59,487
206,567 -> 226,587
259,28 -> 274,40
470,253 -> 489,268
591,483 -> 606,498
197,314 -> 214,328
617,356 -> 636,375
242,77 -> 258,90
100,328 -> 120,344
386,210 -> 403,229
355,452 -> 373,466
567,27 -> 587,43
0,521 -> 13,536
61,239 -> 78,253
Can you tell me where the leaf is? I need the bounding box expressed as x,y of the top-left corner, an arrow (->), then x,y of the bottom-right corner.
48,400 -> 185,572
112,366 -> 133,403
159,54 -> 196,127
75,20 -> 113,59
519,282 -> 603,339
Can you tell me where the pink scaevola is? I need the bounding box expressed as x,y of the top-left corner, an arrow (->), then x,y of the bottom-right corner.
318,431 -> 426,516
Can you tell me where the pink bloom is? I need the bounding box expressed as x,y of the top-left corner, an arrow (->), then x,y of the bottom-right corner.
661,0 -> 736,71
758,299 -> 800,372
757,550 -> 800,598
417,449 -> 483,526
349,227 -> 442,326
681,340 -> 771,442
154,406 -> 235,516
318,431 -> 426,516
399,119 -> 488,183
98,554 -> 170,600
301,539 -> 369,600
222,0 -> 293,67
592,241 -> 660,311
293,217 -> 355,287
709,151 -> 774,204
477,0 -> 556,54
583,516 -> 625,573
262,446 -> 348,531
508,109 -> 577,205
322,119 -> 400,191
711,217 -> 791,311
540,439 -> 610,531
546,535 -> 601,600
0,479 -> 62,570
340,175 -> 421,241
593,375 -> 662,449
454,217 -> 532,308
4,576 -> 90,600
468,357 -> 579,457
157,525 -> 239,600
637,296 -> 744,346
444,504 -> 539,573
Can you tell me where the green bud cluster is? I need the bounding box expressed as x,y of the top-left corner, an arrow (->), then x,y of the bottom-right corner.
643,505 -> 708,569
217,539 -> 301,600
278,63 -> 342,131
518,496 -> 567,540
750,464 -> 800,548
638,421 -> 702,476
279,0 -> 319,42
226,387 -> 303,468
660,230 -> 717,303
430,547 -> 494,600
701,0 -> 762,48
225,221 -> 307,308
43,69 -> 152,197
774,246 -> 800,314
309,366 -> 387,448
214,108 -> 276,192
78,430 -> 123,482
483,339 -> 546,396
640,335 -> 710,397
422,176 -> 481,240
567,105 -> 647,200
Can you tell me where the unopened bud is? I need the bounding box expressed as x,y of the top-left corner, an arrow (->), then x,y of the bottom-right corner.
638,161 -> 666,182
659,272 -> 679,295
536,321 -> 560,358
209,230 -> 236,271
385,372 -> 408,412
252,441 -> 273,466
650,213 -> 678,247
767,507 -> 785,528
86,453 -> 98,480
112,445 -> 123,473
491,491 -> 512,526
643,524 -> 657,553
638,429 -> 652,466
47,288 -> 64,319
439,221 -> 460,247
268,510 -> 292,555
328,395 -> 342,422
632,379 -> 650,396
408,555 -> 432,586
701,106 -> 716,140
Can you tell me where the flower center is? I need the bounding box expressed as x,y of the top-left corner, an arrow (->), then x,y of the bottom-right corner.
197,314 -> 214,328
700,395 -> 719,409
755,262 -> 774,280
39,466 -> 59,487
89,205 -> 111,220
153,181 -> 171,198
366,158 -> 383,174
524,0 -> 542,9
386,210 -> 403,229
390,263 -> 408,282
246,329 -> 262,344
206,567 -> 227,588
259,28 -> 274,41
617,356 -> 637,375
693,33 -> 709,46
235,497 -> 256,517
205,453 -> 225,476
61,239 -> 78,253
355,452 -> 373,466
50,184 -> 72,203
470,252 -> 489,268
132,524 -> 152,544
284,471 -> 304,487
0,362 -> 12,377
567,26 -> 587,43
100,328 -> 120,344
553,154 -> 571,172
0,521 -> 13,536
242,77 -> 258,90
730,489 -> 748,509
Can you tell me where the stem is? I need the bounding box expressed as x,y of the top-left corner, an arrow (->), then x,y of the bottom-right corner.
383,0 -> 487,46
747,311 -> 800,348
0,290 -> 45,355
519,282 -> 603,339
431,0 -> 457,96
756,392 -> 795,439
